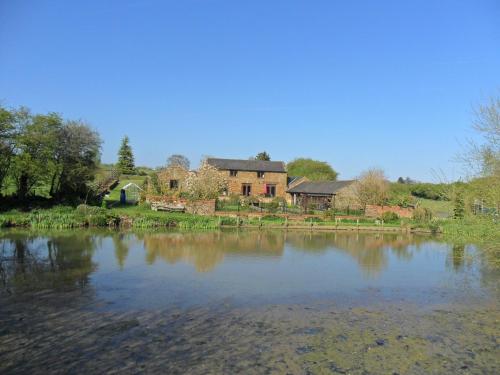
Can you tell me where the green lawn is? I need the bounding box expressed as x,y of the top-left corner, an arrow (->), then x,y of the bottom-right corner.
104,175 -> 146,204
418,198 -> 452,218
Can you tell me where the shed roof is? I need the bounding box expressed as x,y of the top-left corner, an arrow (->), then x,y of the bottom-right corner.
206,158 -> 286,173
287,180 -> 355,195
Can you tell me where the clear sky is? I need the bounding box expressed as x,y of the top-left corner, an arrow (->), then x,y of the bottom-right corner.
1,0 -> 499,181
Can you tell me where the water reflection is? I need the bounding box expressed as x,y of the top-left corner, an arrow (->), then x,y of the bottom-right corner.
0,232 -> 96,292
139,231 -> 426,277
141,231 -> 284,272
0,229 -> 497,302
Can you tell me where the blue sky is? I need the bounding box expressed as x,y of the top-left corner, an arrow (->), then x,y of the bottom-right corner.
1,0 -> 499,181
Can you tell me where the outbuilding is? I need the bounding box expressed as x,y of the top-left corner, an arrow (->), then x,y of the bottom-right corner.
287,180 -> 356,210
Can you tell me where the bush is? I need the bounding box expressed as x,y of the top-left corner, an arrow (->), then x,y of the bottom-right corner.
381,211 -> 399,222
413,207 -> 433,223
75,204 -> 106,216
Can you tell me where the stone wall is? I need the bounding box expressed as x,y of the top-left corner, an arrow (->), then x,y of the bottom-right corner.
145,195 -> 215,216
365,204 -> 414,219
224,170 -> 288,199
185,199 -> 216,215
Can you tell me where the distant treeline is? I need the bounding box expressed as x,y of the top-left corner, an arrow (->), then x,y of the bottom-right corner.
391,182 -> 452,201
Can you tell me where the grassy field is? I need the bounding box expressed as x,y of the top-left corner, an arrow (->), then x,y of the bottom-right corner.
418,198 -> 452,218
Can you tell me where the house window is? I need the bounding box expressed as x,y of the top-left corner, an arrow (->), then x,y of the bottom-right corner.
257,171 -> 265,178
229,170 -> 238,177
169,179 -> 179,189
266,184 -> 276,198
242,183 -> 252,196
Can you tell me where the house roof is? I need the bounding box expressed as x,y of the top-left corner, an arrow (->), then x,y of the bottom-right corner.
287,180 -> 355,195
206,158 -> 286,173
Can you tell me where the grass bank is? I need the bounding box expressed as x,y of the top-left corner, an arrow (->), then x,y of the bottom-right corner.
0,205 -> 497,241
0,205 -> 225,230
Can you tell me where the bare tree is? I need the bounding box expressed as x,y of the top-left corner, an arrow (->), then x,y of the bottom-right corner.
460,96 -> 500,178
355,168 -> 389,207
166,154 -> 190,170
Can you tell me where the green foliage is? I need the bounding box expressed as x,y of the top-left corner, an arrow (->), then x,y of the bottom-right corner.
412,206 -> 433,223
0,106 -> 17,190
453,191 -> 466,219
117,136 -> 135,174
255,151 -> 271,161
381,211 -> 399,223
388,184 -> 416,207
0,105 -> 101,201
287,158 -> 338,180
410,183 -> 448,200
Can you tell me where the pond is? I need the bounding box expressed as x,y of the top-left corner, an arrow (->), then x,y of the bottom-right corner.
0,229 -> 498,374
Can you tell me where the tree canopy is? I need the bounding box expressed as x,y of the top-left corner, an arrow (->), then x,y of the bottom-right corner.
117,136 -> 135,174
255,151 -> 271,161
0,105 -> 101,201
287,158 -> 338,180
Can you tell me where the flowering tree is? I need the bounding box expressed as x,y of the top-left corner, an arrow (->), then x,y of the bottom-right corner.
185,161 -> 227,200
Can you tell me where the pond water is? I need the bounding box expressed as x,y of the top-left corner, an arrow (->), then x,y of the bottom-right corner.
1,229 -> 498,374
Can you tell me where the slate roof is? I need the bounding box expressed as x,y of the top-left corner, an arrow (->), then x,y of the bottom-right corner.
206,158 -> 286,173
287,180 -> 355,195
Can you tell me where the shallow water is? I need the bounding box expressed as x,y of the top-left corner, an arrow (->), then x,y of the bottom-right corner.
0,229 -> 498,374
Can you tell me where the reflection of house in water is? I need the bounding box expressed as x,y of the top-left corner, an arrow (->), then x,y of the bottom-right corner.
285,232 -> 427,277
141,230 -> 433,275
142,231 -> 285,272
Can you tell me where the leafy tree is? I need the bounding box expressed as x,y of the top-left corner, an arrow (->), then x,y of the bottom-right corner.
50,121 -> 102,199
166,154 -> 190,170
12,111 -> 62,199
255,151 -> 271,161
287,158 -> 338,180
117,136 -> 135,174
453,190 -> 465,219
355,168 -> 389,207
0,106 -> 17,191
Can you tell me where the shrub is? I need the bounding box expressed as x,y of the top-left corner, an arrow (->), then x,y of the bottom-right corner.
75,204 -> 106,216
413,207 -> 433,222
381,211 -> 399,222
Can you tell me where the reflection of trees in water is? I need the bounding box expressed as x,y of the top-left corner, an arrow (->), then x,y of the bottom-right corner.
285,232 -> 427,277
446,244 -> 466,271
142,231 -> 284,272
112,233 -> 130,270
0,232 -> 97,292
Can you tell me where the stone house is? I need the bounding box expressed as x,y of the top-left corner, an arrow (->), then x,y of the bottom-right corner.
155,165 -> 190,195
206,158 -> 288,201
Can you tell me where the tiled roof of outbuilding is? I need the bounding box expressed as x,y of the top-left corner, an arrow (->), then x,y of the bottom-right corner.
287,180 -> 355,195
